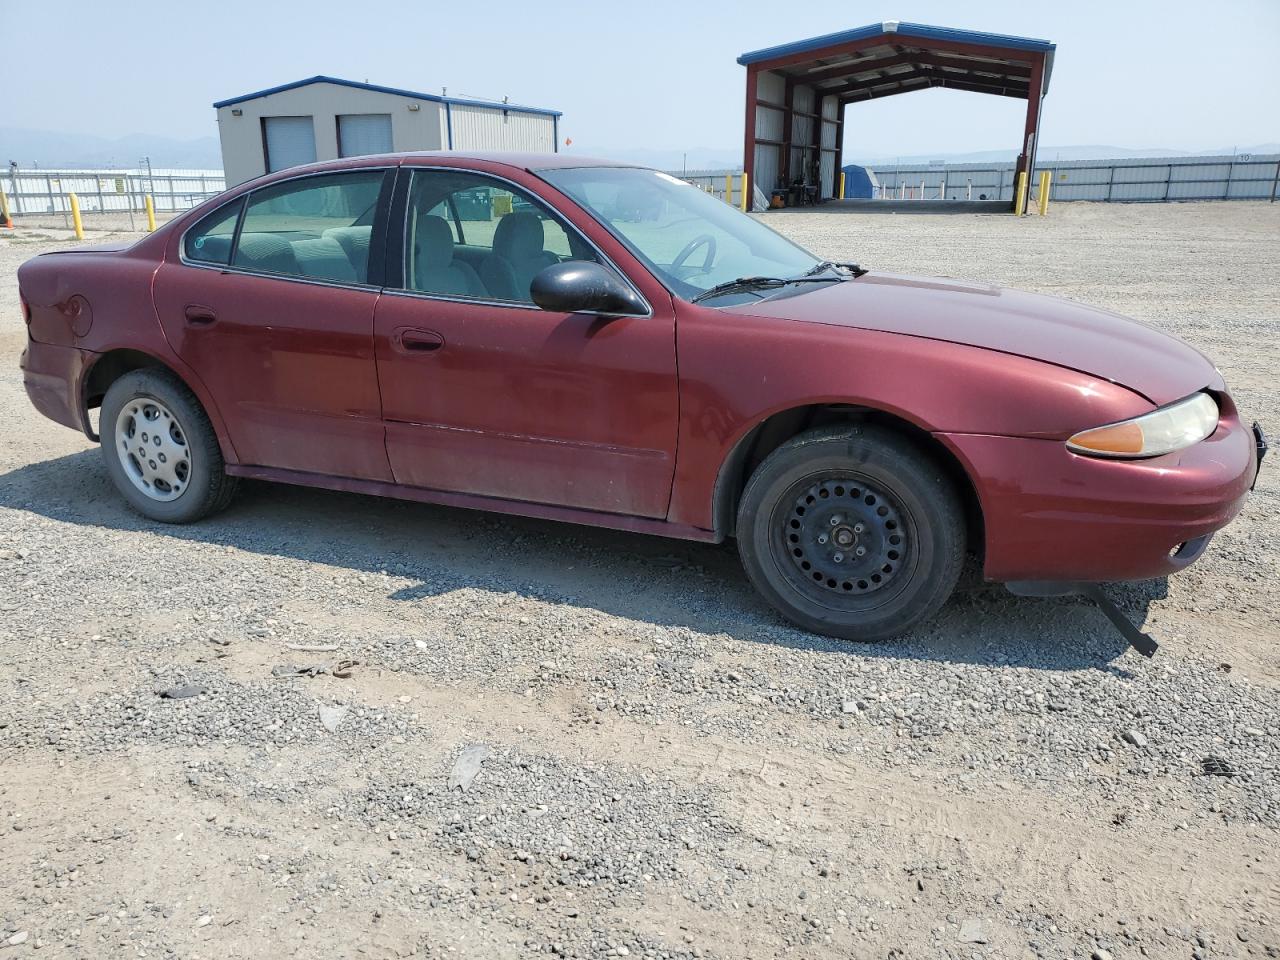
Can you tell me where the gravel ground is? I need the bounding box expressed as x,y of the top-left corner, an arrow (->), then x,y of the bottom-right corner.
1,201 -> 1278,959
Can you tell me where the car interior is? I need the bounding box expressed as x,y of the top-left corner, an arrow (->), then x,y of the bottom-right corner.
404,175 -> 596,302
185,171 -> 598,301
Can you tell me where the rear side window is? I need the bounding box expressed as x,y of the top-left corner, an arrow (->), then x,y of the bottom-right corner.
232,171 -> 385,284
184,199 -> 243,265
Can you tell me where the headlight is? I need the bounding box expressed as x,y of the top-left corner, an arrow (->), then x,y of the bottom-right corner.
1067,392 -> 1219,459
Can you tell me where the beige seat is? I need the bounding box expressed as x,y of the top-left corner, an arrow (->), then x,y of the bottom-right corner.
322,226 -> 373,280
479,212 -> 559,301
291,237 -> 358,283
413,215 -> 486,297
233,233 -> 297,274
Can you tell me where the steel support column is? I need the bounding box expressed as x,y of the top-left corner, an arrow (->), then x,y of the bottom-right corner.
1014,53 -> 1046,209
781,75 -> 795,184
743,65 -> 759,192
833,103 -> 845,199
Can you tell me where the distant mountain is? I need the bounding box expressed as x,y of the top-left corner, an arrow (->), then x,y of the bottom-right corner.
850,143 -> 1280,165
2,125 -> 1275,173
0,127 -> 222,170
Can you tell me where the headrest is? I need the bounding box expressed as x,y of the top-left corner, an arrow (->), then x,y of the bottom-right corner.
416,215 -> 456,268
493,211 -> 545,260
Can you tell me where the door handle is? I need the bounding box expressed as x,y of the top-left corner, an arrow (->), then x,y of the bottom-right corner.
397,328 -> 445,353
184,304 -> 217,326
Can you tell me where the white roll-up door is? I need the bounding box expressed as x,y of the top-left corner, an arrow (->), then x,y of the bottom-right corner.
337,114 -> 394,157
263,116 -> 317,173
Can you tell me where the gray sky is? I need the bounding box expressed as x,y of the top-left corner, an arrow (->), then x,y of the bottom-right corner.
2,0 -> 1276,158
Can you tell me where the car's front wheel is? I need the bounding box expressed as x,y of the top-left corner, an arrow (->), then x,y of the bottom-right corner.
736,424 -> 965,641
99,368 -> 237,523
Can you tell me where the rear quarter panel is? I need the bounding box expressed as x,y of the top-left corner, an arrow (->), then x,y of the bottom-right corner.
17,237 -> 240,459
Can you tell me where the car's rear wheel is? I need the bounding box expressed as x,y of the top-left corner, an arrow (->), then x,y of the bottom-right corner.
100,369 -> 237,523
736,424 -> 965,641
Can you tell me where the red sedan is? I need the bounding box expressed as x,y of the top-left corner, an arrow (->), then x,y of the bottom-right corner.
18,153 -> 1264,644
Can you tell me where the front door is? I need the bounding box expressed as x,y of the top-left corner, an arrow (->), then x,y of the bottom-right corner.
372,167 -> 679,518
153,167 -> 395,481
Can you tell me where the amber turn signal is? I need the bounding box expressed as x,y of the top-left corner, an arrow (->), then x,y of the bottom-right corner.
1067,393 -> 1219,459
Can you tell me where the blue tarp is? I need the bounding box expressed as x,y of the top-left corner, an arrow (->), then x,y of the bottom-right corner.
840,165 -> 875,199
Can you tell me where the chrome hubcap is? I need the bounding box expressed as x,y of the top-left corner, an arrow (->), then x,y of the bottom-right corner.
114,399 -> 191,502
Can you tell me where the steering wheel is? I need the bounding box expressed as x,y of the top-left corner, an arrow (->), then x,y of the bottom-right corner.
670,234 -> 717,274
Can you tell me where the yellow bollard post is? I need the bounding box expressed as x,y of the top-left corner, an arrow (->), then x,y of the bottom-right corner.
145,195 -> 157,232
1014,171 -> 1029,216
1037,171 -> 1051,216
0,187 -> 12,228
838,171 -> 846,200
725,173 -> 733,205
740,172 -> 749,212
69,192 -> 85,240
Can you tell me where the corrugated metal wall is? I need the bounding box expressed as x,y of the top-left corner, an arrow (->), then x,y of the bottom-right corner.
819,94 -> 839,198
447,104 -> 556,152
752,76 -> 841,199
867,154 -> 1280,202
753,70 -> 785,199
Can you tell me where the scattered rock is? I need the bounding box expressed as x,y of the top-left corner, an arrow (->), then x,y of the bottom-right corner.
319,705 -> 349,733
271,663 -> 326,678
5,931 -> 29,946
158,684 -> 205,700
957,918 -> 989,944
1202,756 -> 1235,778
448,744 -> 490,792
1121,729 -> 1148,748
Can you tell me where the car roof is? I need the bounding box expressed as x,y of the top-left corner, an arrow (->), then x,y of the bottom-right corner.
272,151 -> 636,173
398,151 -> 638,171
229,152 -> 647,196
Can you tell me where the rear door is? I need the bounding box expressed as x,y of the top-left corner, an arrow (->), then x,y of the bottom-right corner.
372,165 -> 680,518
153,166 -> 396,481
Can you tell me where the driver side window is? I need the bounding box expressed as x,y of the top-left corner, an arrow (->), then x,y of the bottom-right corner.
402,170 -> 597,304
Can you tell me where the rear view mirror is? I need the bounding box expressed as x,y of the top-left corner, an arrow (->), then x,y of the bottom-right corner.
530,261 -> 647,317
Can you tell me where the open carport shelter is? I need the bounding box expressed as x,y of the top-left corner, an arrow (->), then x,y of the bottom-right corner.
738,21 -> 1055,205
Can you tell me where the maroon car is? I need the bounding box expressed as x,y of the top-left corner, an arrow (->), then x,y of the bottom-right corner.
17,153 -> 1264,644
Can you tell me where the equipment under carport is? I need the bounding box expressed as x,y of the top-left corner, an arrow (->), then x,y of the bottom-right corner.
738,21 -> 1055,209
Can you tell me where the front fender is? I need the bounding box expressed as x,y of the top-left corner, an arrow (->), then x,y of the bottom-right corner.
667,303 -> 1153,532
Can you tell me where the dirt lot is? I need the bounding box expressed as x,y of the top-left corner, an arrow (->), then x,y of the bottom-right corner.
1,202 -> 1277,959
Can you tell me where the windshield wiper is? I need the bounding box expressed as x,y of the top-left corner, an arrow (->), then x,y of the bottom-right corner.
803,260 -> 867,278
691,273 -> 842,304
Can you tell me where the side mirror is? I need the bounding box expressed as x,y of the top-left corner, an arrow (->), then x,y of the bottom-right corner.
530,261 -> 647,317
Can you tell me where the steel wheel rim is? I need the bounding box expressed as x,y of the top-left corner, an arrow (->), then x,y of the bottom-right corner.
771,472 -> 913,608
114,398 -> 192,503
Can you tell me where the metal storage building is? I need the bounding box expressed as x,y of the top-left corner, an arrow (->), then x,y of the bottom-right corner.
738,21 -> 1055,205
213,76 -> 562,186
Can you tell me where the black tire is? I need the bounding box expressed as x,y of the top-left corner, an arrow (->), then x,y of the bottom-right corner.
99,368 -> 237,523
736,423 -> 965,642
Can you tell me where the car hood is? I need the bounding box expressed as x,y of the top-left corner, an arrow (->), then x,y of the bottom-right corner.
723,272 -> 1219,406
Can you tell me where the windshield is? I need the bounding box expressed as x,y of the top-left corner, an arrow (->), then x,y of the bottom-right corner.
539,167 -> 821,300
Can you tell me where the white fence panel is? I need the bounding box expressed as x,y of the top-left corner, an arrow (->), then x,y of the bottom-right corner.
864,154 -> 1279,203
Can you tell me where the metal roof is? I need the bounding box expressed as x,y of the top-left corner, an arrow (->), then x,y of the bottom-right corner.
738,21 -> 1055,99
212,75 -> 562,117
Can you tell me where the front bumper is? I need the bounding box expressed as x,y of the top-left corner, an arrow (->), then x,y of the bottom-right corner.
20,338 -> 95,435
942,410 -> 1258,583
